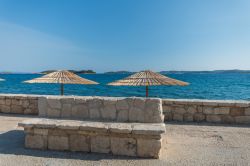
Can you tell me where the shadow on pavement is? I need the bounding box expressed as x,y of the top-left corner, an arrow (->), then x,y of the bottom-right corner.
165,121 -> 250,128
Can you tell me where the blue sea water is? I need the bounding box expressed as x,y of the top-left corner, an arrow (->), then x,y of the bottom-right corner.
0,73 -> 250,100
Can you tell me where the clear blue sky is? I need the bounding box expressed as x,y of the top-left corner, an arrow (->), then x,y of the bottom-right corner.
0,0 -> 249,73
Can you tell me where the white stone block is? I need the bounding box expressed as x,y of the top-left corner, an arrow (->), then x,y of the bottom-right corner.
69,135 -> 89,152
111,137 -> 136,157
25,134 -> 47,150
91,136 -> 110,153
214,107 -> 230,115
137,138 -> 162,158
48,135 -> 69,151
38,97 -> 47,116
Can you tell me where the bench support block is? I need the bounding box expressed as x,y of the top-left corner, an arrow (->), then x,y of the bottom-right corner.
23,127 -> 163,159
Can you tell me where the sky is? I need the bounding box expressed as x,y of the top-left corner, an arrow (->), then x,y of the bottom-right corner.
0,0 -> 249,73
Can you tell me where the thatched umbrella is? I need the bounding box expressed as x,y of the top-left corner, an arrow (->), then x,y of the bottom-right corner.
108,70 -> 189,97
24,70 -> 98,95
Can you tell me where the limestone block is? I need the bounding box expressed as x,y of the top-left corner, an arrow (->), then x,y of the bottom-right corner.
173,113 -> 183,121
163,100 -> 174,105
88,98 -> 102,109
144,106 -> 163,123
91,136 -> 110,153
48,129 -> 68,136
116,100 -> 129,110
25,108 -> 37,115
126,98 -> 134,107
100,104 -> 116,120
34,119 -> 57,129
34,128 -> 49,136
235,116 -> 250,124
134,98 -> 145,109
202,101 -> 218,106
230,107 -> 245,116
109,123 -> 132,134
203,107 -> 214,114
164,112 -> 173,121
186,106 -> 197,114
174,107 -> 186,114
111,137 -> 136,157
117,109 -> 128,122
47,108 -> 61,118
197,106 -> 203,113
103,98 -> 117,106
221,115 -> 235,123
137,138 -> 162,158
132,124 -> 166,136
38,97 -> 47,117
0,105 -> 10,113
61,104 -> 72,118
25,134 -> 47,150
5,99 -> 11,106
162,105 -> 173,113
72,105 -> 89,119
57,121 -> 81,130
11,105 -> 23,114
193,113 -> 205,122
0,99 -> 5,105
206,115 -> 221,123
173,100 -> 188,105
22,100 -> 30,108
144,99 -> 163,123
183,113 -> 193,122
29,99 -> 38,105
79,122 -> 109,133
28,99 -> 38,109
69,135 -> 89,152
48,135 -> 69,151
218,101 -> 235,107
89,108 -> 101,119
145,98 -> 162,112
12,99 -> 22,105
129,107 -> 144,122
61,98 -> 75,104
235,102 -> 249,108
16,96 -> 25,100
214,107 -> 230,115
245,108 -> 250,116
47,99 -> 61,109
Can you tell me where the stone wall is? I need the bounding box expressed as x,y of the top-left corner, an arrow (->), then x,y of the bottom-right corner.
38,96 -> 164,123
0,94 -> 39,115
163,99 -> 250,124
0,93 -> 250,125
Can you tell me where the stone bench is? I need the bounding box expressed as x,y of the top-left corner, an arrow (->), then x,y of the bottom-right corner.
18,96 -> 166,158
19,119 -> 165,158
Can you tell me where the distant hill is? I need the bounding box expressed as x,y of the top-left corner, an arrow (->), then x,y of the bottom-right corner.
160,70 -> 250,74
1,69 -> 250,75
41,70 -> 96,74
104,70 -> 250,75
104,71 -> 135,74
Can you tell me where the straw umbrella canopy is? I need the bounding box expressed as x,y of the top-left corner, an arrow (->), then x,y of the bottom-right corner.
108,70 -> 189,97
24,70 -> 98,95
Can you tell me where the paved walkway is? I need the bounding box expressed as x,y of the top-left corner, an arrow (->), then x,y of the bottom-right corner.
0,114 -> 249,166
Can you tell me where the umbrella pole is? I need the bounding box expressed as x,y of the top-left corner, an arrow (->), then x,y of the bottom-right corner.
60,83 -> 64,96
146,85 -> 149,97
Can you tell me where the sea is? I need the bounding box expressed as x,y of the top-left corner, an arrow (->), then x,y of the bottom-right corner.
0,73 -> 250,100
